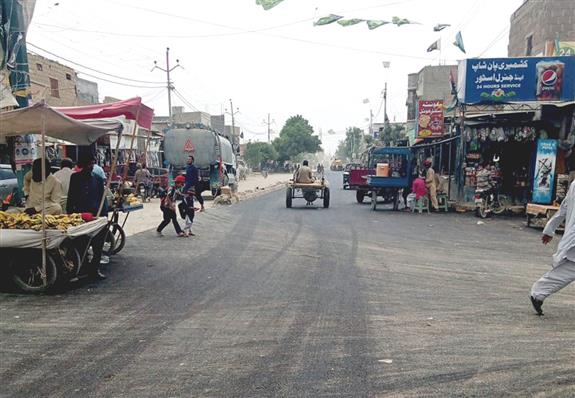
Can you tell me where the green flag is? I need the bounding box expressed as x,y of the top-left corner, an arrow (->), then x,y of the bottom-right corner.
366,20 -> 389,30
256,0 -> 284,10
337,18 -> 364,27
392,16 -> 416,26
314,14 -> 343,26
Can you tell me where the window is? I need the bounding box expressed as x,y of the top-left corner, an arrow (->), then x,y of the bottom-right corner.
36,63 -> 43,71
50,78 -> 60,98
65,73 -> 72,80
526,34 -> 533,56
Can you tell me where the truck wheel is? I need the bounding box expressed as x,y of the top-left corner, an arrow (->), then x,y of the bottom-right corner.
371,191 -> 377,210
286,188 -> 293,208
323,188 -> 330,208
356,191 -> 365,203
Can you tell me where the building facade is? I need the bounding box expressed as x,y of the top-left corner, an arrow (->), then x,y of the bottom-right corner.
28,52 -> 78,106
508,0 -> 575,57
76,78 -> 99,105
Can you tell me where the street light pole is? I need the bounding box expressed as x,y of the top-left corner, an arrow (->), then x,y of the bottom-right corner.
152,47 -> 182,122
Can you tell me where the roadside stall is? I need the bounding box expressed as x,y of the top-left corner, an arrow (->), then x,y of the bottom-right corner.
0,102 -> 123,292
456,56 -> 575,218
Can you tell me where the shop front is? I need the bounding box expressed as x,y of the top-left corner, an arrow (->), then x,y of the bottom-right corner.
457,56 -> 575,208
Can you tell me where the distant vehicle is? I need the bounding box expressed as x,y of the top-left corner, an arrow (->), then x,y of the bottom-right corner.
343,163 -> 361,190
0,164 -> 18,199
330,159 -> 344,171
163,126 -> 238,196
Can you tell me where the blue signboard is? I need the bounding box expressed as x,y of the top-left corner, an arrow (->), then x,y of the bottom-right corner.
458,56 -> 575,104
532,139 -> 558,204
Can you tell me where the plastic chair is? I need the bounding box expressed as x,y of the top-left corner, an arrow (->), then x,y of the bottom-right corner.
437,193 -> 449,212
412,196 -> 430,214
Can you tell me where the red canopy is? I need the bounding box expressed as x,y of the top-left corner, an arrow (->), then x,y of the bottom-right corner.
55,97 -> 154,130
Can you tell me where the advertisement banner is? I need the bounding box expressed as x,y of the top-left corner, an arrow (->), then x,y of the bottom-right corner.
14,135 -> 37,165
417,100 -> 444,138
546,41 -> 575,56
532,139 -> 558,204
458,56 -> 575,104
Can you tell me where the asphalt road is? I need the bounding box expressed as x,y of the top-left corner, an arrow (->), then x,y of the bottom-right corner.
1,172 -> 575,397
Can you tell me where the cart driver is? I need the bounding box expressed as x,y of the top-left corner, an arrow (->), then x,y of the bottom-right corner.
295,160 -> 315,183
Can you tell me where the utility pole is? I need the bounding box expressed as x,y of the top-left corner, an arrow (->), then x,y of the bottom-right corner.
263,113 -> 275,143
152,47 -> 181,121
226,99 -> 240,151
383,82 -> 389,131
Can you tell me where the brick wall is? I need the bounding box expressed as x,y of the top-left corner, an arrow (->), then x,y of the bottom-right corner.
508,0 -> 575,57
28,53 -> 79,106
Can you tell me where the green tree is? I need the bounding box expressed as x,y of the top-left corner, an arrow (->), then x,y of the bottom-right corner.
379,124 -> 407,146
335,127 -> 365,161
273,115 -> 322,161
244,142 -> 278,169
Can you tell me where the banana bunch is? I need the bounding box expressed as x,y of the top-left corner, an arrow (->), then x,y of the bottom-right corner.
126,194 -> 141,206
0,212 -> 85,231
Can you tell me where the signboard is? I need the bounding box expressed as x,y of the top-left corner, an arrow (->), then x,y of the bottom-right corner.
183,139 -> 195,152
546,41 -> 575,56
14,135 -> 37,165
417,100 -> 444,138
458,56 -> 575,104
532,139 -> 558,204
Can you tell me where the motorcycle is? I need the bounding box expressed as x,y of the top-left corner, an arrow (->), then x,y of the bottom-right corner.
475,186 -> 509,218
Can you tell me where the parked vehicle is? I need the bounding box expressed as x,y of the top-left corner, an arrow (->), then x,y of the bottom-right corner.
475,185 -> 510,218
366,147 -> 413,211
163,126 -> 238,196
0,164 -> 18,199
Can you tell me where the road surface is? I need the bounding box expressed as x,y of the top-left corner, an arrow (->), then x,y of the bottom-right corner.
1,172 -> 574,397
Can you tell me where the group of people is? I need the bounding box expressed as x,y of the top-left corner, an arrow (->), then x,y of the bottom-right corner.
405,159 -> 442,212
156,155 -> 204,238
23,154 -> 109,279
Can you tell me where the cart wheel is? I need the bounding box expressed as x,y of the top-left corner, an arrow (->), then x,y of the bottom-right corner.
108,223 -> 126,255
356,191 -> 365,204
371,191 -> 377,210
286,188 -> 293,208
11,250 -> 58,294
58,241 -> 82,274
323,188 -> 330,208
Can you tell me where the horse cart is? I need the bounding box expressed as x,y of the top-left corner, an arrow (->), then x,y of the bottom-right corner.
286,178 -> 330,208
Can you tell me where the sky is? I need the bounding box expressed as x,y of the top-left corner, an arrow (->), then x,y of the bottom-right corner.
27,0 -> 524,154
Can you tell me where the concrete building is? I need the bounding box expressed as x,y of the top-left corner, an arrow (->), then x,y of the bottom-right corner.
28,52 -> 78,106
152,108 -> 212,132
76,78 -> 99,105
508,0 -> 575,57
210,115 -> 225,135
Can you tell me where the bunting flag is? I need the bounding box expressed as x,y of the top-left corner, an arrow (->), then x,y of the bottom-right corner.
366,20 -> 389,30
427,39 -> 441,52
453,31 -> 466,53
433,23 -> 450,32
314,14 -> 343,26
337,18 -> 364,27
256,0 -> 285,10
392,16 -> 418,26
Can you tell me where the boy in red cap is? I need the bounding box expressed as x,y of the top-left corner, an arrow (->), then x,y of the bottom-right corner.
156,175 -> 186,237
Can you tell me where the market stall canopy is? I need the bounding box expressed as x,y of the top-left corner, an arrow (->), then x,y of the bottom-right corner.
0,102 -> 122,145
55,97 -> 154,130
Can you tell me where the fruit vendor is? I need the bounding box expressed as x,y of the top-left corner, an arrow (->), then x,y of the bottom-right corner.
23,158 -> 63,215
67,154 -> 108,280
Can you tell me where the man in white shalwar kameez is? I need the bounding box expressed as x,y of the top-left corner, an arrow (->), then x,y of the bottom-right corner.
530,180 -> 575,315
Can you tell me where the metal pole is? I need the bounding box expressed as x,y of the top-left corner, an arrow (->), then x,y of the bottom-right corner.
41,111 -> 47,286
230,99 -> 236,139
267,113 -> 271,144
457,105 -> 466,201
166,47 -> 172,121
383,82 -> 388,129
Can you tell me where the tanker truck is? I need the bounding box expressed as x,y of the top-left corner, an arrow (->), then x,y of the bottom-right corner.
163,126 -> 237,196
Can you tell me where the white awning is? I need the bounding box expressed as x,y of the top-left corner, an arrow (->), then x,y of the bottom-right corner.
0,102 -> 123,145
